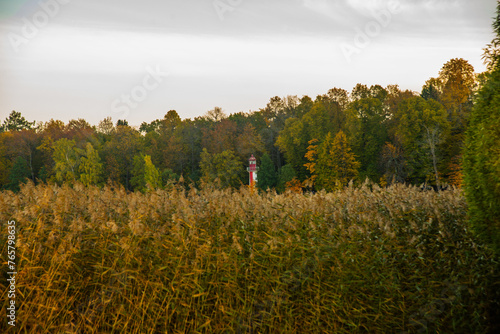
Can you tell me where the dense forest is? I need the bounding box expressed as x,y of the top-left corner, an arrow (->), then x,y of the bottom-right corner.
0,57 -> 483,192
1,3 -> 499,332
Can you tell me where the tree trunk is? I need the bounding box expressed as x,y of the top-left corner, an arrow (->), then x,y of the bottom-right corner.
425,126 -> 440,188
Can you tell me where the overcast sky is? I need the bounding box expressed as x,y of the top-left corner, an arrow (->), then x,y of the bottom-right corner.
0,0 -> 497,126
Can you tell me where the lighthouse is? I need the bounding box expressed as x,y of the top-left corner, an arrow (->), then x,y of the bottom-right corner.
247,154 -> 259,186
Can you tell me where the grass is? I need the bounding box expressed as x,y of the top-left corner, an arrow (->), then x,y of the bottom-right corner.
0,181 -> 498,333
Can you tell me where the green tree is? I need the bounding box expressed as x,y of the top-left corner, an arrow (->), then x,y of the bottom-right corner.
79,142 -> 103,186
482,1 -> 500,71
101,125 -> 142,190
5,156 -> 30,192
463,9 -> 500,254
259,96 -> 291,171
199,149 -> 242,188
131,154 -> 146,191
6,129 -> 41,183
276,93 -> 347,181
161,168 -> 179,186
421,77 -> 442,101
0,132 -> 12,187
36,119 -> 67,182
346,97 -> 388,181
52,138 -> 80,184
315,131 -> 360,191
143,110 -> 186,176
116,119 -> 129,127
351,83 -> 370,101
277,164 -> 296,193
144,155 -> 162,190
178,119 -> 203,182
257,153 -> 277,191
1,110 -> 35,132
395,97 -> 450,185
420,59 -> 476,183
276,117 -> 308,179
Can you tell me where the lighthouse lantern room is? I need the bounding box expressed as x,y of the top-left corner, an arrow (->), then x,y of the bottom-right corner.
247,154 -> 258,186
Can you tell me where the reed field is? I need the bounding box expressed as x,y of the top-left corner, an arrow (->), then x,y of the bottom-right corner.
0,181 -> 498,333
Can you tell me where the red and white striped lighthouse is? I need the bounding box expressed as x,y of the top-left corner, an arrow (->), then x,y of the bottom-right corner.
247,154 -> 258,186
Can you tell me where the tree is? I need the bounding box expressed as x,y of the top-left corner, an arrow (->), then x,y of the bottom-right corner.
66,118 -> 94,144
52,138 -> 80,184
385,85 -> 417,139
143,110 -> 186,177
6,129 -> 41,182
144,155 -> 162,190
482,1 -> 500,71
235,124 -> 264,163
1,110 -> 35,132
161,168 -> 179,187
36,119 -> 67,181
395,97 -> 450,185
351,83 -> 370,101
438,58 -> 476,128
202,119 -> 238,154
97,117 -> 115,136
277,164 -> 296,193
369,84 -> 388,102
0,132 -> 13,187
5,156 -> 30,192
380,142 -> 406,185
421,77 -> 442,101
276,94 -> 346,180
130,153 -> 166,191
276,117 -> 309,179
131,154 -> 146,191
116,119 -> 129,127
294,95 -> 314,118
303,138 -> 319,188
79,142 -> 103,186
315,131 -> 360,191
205,106 -> 227,122
316,88 -> 350,133
463,4 -> 500,254
258,96 -> 293,171
420,59 -> 476,183
327,88 -> 350,111
178,119 -> 203,182
199,149 -> 242,188
101,125 -> 142,190
345,97 -> 388,181
257,153 -> 277,191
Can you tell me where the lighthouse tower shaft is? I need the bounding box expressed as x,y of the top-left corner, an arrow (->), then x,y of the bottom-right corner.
247,155 -> 259,186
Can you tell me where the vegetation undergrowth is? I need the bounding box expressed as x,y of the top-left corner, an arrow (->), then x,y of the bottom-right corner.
0,181 -> 498,333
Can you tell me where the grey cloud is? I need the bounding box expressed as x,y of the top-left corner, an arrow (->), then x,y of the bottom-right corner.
2,0 -> 494,39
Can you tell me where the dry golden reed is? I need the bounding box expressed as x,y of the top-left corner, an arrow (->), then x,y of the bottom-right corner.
0,181 -> 497,333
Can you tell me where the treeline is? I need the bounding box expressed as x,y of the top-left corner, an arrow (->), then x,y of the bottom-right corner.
0,58 -> 481,192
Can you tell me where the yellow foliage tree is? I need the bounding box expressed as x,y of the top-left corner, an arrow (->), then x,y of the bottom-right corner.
315,131 -> 360,191
303,138 -> 318,188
